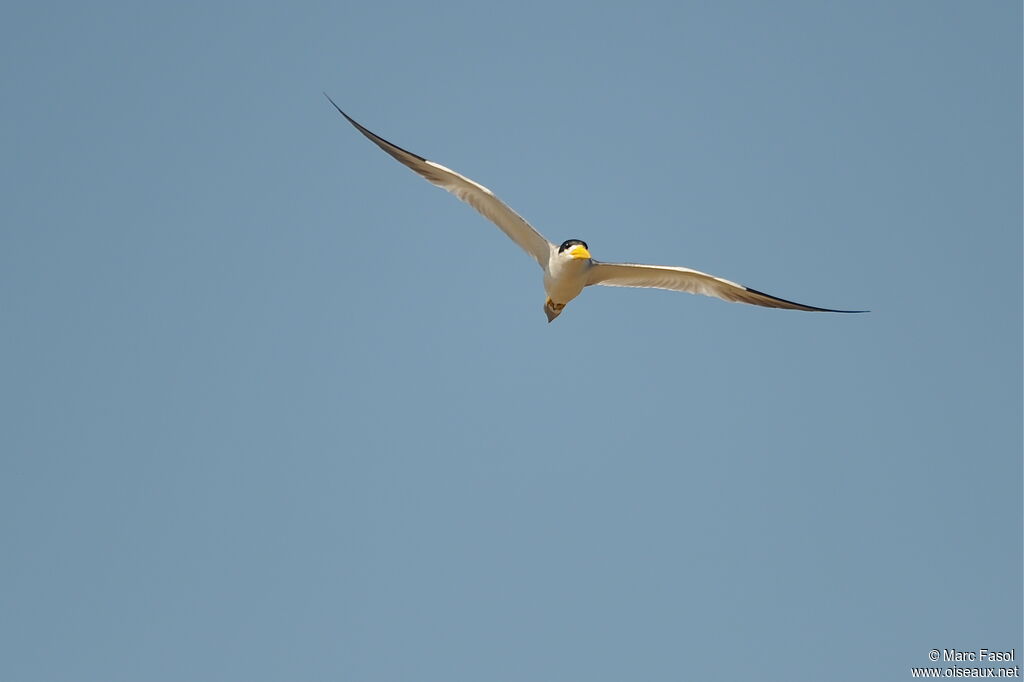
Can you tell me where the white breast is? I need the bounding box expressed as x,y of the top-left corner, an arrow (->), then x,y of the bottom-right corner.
544,257 -> 591,305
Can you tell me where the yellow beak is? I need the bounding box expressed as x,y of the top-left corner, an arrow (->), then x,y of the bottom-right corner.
568,245 -> 591,260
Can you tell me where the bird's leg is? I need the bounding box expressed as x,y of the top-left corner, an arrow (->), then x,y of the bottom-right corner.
544,298 -> 566,323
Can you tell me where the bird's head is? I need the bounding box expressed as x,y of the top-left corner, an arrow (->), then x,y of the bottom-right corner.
558,239 -> 591,260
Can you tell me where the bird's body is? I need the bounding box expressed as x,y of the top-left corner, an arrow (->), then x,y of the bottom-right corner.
543,259 -> 588,309
543,239 -> 592,322
326,95 -> 864,322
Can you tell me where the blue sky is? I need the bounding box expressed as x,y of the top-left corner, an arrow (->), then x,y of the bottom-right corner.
2,2 -> 1020,680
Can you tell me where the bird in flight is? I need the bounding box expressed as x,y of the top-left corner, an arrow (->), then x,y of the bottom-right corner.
326,95 -> 864,322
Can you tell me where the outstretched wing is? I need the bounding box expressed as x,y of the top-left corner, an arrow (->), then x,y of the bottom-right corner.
326,95 -> 553,267
586,262 -> 866,312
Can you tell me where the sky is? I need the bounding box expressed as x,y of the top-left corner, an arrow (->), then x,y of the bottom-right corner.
2,1 -> 1021,681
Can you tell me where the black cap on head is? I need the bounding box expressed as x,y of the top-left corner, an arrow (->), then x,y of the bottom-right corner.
558,239 -> 589,253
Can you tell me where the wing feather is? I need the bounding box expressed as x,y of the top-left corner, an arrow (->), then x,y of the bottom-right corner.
586,262 -> 865,312
326,95 -> 553,266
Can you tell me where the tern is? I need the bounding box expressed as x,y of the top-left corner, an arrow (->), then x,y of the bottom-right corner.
326,95 -> 864,322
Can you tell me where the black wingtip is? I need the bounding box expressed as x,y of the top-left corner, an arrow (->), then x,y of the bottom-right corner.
322,93 -> 379,140
323,92 -> 353,123
742,286 -> 868,313
323,95 -> 431,163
